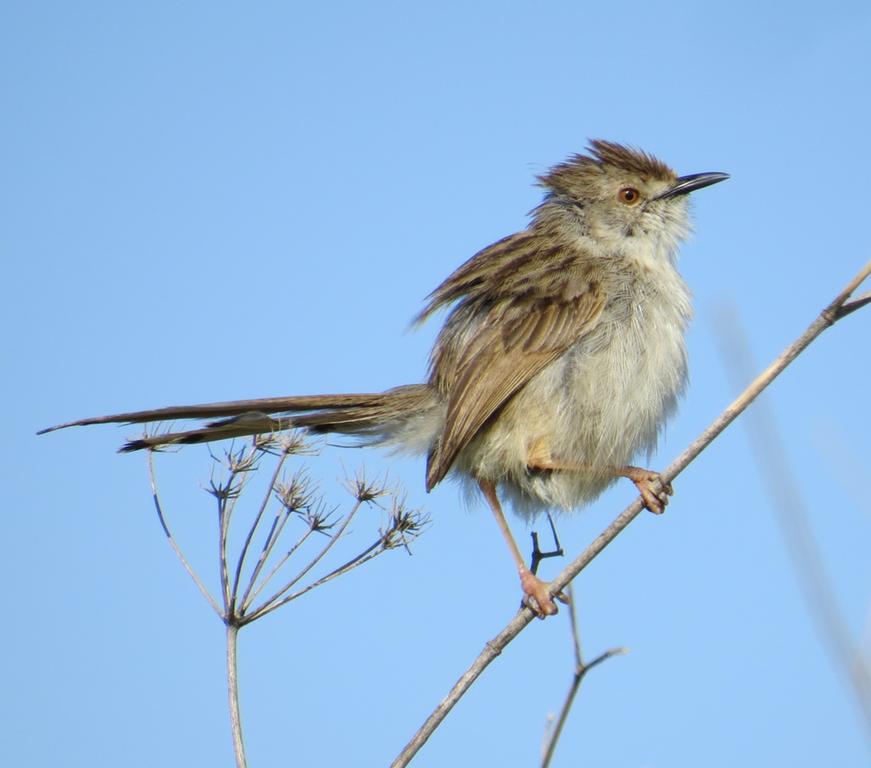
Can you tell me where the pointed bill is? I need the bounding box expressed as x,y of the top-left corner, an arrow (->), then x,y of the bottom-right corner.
655,171 -> 730,200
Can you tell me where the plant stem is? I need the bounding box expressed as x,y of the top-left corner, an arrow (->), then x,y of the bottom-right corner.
226,623 -> 247,768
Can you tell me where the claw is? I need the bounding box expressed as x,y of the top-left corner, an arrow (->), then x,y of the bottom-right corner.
624,468 -> 673,515
520,569 -> 560,617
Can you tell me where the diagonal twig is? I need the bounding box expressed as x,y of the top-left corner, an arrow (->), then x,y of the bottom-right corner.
540,585 -> 627,767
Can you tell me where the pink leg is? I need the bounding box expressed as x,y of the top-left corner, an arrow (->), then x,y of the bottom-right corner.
479,479 -> 559,617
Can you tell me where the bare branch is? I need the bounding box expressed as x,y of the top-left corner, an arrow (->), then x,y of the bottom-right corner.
541,586 -> 627,768
838,291 -> 871,318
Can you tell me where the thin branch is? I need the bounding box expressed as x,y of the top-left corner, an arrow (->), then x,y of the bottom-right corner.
148,452 -> 223,618
541,585 -> 627,768
832,262 -> 871,309
838,291 -> 871,318
567,587 -> 583,669
389,260 -> 871,768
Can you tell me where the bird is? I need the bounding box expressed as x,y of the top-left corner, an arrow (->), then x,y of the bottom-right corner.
40,140 -> 728,616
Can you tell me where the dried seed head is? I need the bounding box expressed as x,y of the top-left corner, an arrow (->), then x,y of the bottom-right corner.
273,468 -> 318,514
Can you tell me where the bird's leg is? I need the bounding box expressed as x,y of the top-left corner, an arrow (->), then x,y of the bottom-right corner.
526,439 -> 673,514
478,479 -> 560,617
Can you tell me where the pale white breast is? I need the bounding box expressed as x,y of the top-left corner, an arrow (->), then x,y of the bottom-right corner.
466,250 -> 691,518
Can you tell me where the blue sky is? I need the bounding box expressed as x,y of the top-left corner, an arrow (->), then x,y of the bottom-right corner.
4,2 -> 871,766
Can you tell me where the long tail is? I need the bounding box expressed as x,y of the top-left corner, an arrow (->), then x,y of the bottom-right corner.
38,384 -> 436,453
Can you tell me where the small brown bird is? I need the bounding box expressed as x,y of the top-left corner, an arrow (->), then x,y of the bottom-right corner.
40,141 -> 728,616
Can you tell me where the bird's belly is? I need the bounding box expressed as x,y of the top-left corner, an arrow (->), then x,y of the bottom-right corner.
460,302 -> 688,518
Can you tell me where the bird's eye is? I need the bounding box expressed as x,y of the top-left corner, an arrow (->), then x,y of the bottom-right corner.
618,187 -> 641,205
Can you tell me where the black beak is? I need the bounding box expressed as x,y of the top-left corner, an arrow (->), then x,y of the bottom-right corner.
655,171 -> 730,200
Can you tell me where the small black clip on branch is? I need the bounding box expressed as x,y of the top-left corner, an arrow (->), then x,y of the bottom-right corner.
529,512 -> 564,576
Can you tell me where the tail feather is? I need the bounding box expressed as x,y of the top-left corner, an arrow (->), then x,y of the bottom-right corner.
120,413 -> 285,452
40,384 -> 437,453
38,392 -> 399,433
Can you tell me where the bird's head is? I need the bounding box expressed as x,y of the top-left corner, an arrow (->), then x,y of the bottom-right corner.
536,139 -> 728,252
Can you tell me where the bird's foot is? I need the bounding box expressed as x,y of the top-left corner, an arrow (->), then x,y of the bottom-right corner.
623,466 -> 673,514
519,569 -> 567,618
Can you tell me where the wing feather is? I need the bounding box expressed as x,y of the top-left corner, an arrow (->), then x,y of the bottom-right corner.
425,284 -> 605,489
